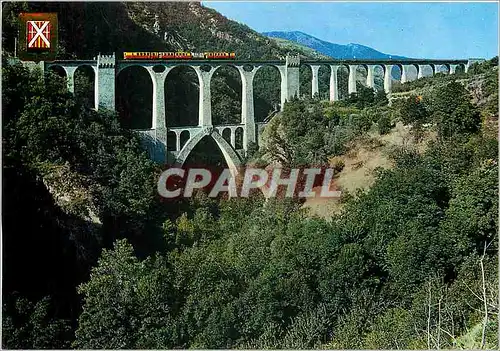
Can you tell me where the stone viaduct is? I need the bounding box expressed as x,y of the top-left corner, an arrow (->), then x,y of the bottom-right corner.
43,53 -> 476,172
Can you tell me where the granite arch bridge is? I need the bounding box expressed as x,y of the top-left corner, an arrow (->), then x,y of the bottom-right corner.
43,54 -> 479,168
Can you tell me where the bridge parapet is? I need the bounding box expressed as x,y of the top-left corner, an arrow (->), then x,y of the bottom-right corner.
286,54 -> 301,68
97,53 -> 116,68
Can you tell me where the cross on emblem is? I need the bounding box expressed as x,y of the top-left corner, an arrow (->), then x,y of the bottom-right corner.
27,20 -> 51,48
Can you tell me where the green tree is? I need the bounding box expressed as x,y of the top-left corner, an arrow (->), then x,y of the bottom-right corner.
74,239 -> 176,349
2,295 -> 71,349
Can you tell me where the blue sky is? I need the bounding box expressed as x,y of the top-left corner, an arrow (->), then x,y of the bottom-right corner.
202,1 -> 498,59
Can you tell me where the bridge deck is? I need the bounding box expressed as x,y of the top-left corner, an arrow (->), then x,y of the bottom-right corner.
45,58 -> 470,65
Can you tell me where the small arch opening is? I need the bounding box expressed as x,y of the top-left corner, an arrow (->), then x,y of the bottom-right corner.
356,65 -> 369,91
167,131 -> 177,151
184,135 -> 229,171
405,65 -> 418,82
45,65 -> 68,92
48,65 -> 66,78
180,130 -> 190,149
390,65 -> 403,91
222,128 -> 231,145
373,66 -> 385,91
235,127 -> 244,150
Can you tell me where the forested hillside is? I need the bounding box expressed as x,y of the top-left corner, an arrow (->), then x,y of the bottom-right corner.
2,1 -> 499,349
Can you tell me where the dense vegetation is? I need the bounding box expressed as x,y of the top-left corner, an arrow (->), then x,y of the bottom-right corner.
2,47 -> 498,349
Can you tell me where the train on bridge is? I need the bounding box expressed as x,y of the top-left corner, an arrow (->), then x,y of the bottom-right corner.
123,51 -> 236,60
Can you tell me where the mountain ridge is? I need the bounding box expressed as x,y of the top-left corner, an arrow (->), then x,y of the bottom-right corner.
263,30 -> 409,60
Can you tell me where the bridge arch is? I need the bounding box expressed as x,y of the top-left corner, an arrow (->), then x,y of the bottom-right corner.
416,64 -> 433,78
356,64 -> 367,89
116,65 -> 153,129
174,128 -> 242,174
211,64 -> 242,125
299,64 -> 312,99
253,64 -> 283,122
165,65 -> 200,126
222,128 -> 231,145
389,64 -> 403,90
180,130 -> 190,150
167,131 -> 177,151
337,64 -> 350,99
371,65 -> 386,91
74,65 -> 96,108
456,63 -> 466,74
317,65 -> 330,99
235,127 -> 244,150
47,64 -> 67,77
436,64 -> 450,74
402,64 -> 418,82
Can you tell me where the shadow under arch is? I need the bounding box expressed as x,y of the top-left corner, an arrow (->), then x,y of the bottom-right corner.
211,65 -> 242,125
390,64 -> 403,91
356,64 -> 369,90
45,65 -> 68,92
116,65 -> 153,129
47,64 -> 66,77
317,65 -> 330,99
74,65 -> 95,108
299,64 -> 312,99
455,63 -> 466,74
165,65 -> 200,127
253,64 -> 282,122
337,64 -> 349,100
371,65 -> 385,91
435,64 -> 450,74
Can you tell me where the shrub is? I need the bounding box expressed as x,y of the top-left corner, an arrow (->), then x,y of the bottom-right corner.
377,113 -> 392,135
332,157 -> 345,172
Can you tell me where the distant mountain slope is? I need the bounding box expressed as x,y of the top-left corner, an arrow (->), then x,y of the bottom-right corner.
269,37 -> 332,60
263,31 -> 408,60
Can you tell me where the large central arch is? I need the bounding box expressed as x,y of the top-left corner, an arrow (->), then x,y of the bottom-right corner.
174,127 -> 242,175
